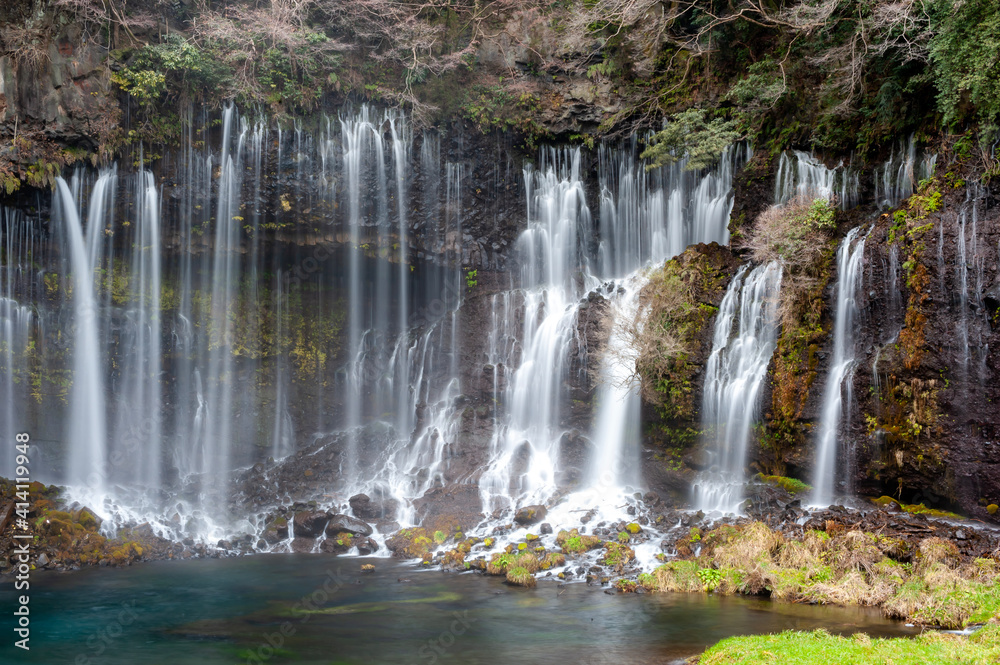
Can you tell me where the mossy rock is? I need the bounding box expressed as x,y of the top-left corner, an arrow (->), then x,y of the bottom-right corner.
386,527 -> 434,559
556,529 -> 602,554
871,496 -> 960,519
757,474 -> 812,495
602,541 -> 635,573
505,566 -> 536,588
487,551 -> 540,576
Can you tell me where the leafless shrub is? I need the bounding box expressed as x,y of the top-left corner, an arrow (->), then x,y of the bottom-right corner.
746,197 -> 831,268
51,0 -> 158,46
0,24 -> 50,68
746,196 -> 834,329
613,266 -> 695,405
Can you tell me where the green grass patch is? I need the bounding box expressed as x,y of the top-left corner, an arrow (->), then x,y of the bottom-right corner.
699,625 -> 1000,664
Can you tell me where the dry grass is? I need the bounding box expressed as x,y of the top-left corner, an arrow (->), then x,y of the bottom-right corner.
654,560 -> 703,592
747,197 -> 832,268
714,522 -> 784,569
917,537 -> 960,570
486,550 -> 539,575
778,530 -> 829,568
650,522 -> 1000,629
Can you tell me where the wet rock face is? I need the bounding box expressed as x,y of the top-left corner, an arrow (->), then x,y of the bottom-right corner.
0,1 -> 119,174
728,152 -> 778,251
349,493 -> 399,521
413,484 -> 484,534
845,180 -> 1000,518
635,242 -> 742,503
290,537 -> 316,553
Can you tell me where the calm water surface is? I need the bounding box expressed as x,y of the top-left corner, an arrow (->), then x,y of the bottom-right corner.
1,555 -> 918,664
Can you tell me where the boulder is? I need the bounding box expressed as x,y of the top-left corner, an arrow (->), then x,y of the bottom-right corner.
325,513 -> 373,537
413,484 -> 484,534
263,517 -> 289,544
293,511 -> 330,538
514,505 -> 547,526
356,537 -> 380,555
386,527 -> 433,559
320,532 -> 356,554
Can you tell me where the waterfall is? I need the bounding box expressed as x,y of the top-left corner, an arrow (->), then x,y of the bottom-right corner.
955,183 -> 989,393
1,207 -> 34,478
694,262 -> 783,513
596,141 -> 746,277
586,274 -> 645,491
56,177 -> 108,490
5,102 -> 759,546
476,141 -> 746,515
114,169 -> 162,488
774,151 -> 859,209
811,226 -> 868,506
199,104 -> 242,505
479,148 -> 593,512
874,135 -> 939,209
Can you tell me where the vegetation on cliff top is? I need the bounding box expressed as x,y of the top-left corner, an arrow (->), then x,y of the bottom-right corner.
4,0 -> 1000,167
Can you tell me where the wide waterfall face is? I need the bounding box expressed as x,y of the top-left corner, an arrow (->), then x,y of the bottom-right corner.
694,262 -> 783,513
0,103 -> 750,542
811,226 -> 868,506
597,141 -> 747,278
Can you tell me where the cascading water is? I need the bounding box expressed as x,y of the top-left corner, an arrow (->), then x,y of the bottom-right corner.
0,207 -> 36,479
811,226 -> 868,506
479,149 -> 593,512
774,150 -> 859,209
115,168 -> 162,488
693,262 -> 783,513
586,273 -> 645,491
954,183 -> 989,394
55,177 -> 108,491
873,135 -> 936,209
596,140 -> 747,276
3,102 -> 751,551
